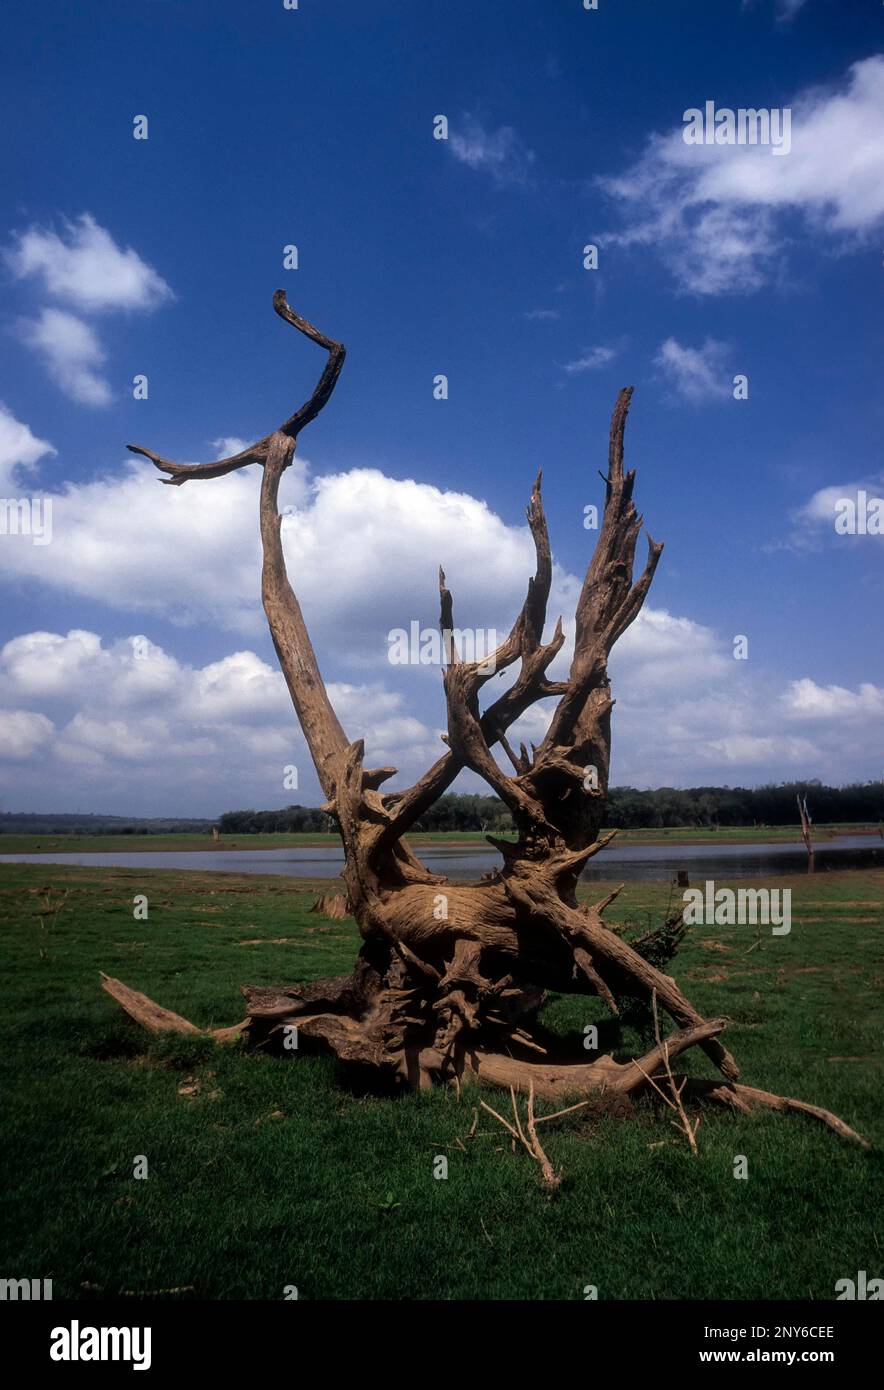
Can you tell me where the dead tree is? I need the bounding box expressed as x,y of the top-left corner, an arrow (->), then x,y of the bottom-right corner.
798,794 -> 815,869
101,293 -> 866,1148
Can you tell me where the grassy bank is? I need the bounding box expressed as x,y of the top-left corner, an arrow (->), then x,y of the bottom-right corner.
0,822 -> 880,855
0,863 -> 881,1300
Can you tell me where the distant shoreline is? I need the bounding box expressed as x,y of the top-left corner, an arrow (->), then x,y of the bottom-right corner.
0,824 -> 880,855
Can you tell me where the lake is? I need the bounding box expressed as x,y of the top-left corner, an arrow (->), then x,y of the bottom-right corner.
0,835 -> 881,882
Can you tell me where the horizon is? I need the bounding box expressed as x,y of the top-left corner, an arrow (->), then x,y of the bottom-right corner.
1,775 -> 880,824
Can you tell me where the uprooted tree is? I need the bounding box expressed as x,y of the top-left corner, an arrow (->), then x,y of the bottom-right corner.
101,292 -> 867,1154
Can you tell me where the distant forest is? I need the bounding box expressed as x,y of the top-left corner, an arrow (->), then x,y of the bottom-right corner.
3,783 -> 880,837
0,813 -> 214,835
216,782 -> 883,835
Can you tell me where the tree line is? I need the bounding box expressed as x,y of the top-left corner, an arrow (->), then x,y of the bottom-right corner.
217,782 -> 882,834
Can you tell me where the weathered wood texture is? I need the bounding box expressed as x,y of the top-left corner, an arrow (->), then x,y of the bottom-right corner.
108,294 -> 867,1152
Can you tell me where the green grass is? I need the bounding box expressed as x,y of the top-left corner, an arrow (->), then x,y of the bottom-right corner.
0,822 -> 879,854
0,863 -> 881,1300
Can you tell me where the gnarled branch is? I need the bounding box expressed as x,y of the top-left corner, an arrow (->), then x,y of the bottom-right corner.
127,290 -> 346,485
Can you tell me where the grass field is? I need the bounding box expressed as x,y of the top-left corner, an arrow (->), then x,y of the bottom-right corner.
0,862 -> 881,1300
0,822 -> 879,855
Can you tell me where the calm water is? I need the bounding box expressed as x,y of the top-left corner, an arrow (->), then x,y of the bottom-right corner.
0,835 -> 881,882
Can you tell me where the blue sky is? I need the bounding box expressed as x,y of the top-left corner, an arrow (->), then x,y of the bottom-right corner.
0,0 -> 881,815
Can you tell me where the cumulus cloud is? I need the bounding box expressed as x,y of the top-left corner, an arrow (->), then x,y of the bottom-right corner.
654,337 -> 733,402
0,629 -> 441,813
0,446 -> 580,653
1,425 -> 879,805
3,614 -> 879,810
449,118 -> 535,188
5,213 -> 173,313
601,55 -> 884,294
18,308 -> 112,406
0,456 -> 289,631
0,404 -> 55,491
0,708 -> 54,759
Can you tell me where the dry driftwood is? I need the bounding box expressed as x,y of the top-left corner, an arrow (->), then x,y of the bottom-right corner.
102,293 -> 868,1154
310,893 -> 350,919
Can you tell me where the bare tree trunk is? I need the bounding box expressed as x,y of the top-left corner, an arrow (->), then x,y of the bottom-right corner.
104,293 -> 867,1153
798,793 -> 815,869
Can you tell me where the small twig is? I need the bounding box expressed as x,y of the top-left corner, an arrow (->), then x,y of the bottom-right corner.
479,1099 -> 520,1142
525,1083 -> 562,1191
532,1097 -> 593,1126
636,991 -> 701,1156
480,1084 -> 563,1191
509,1086 -> 531,1151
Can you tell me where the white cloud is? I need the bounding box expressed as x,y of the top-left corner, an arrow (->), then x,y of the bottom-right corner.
0,456 -> 285,631
654,337 -> 732,402
212,437 -> 250,459
783,476 -> 884,549
562,344 -> 621,374
702,733 -> 817,766
0,628 -> 441,812
185,650 -> 290,721
612,608 -> 732,692
522,308 -> 560,322
0,428 -> 880,805
0,405 -> 55,491
0,446 -> 579,653
0,708 -> 54,759
1,629 -> 104,698
781,678 -> 884,722
449,118 -> 535,188
601,55 -> 884,294
19,309 -> 112,406
2,599 -> 881,811
6,213 -> 173,313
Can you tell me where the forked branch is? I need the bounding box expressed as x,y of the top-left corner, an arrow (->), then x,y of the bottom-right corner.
127,291 -> 346,485
127,293 -> 349,797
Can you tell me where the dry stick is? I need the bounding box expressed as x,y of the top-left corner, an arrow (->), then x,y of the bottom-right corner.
479,1083 -> 563,1191
632,990 -> 701,1157
532,1098 -> 594,1127
525,1083 -> 563,1191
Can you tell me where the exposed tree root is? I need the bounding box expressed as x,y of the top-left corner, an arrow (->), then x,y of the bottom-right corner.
100,971 -> 869,1150
683,1079 -> 870,1149
107,299 -> 871,1182
100,973 -> 202,1036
